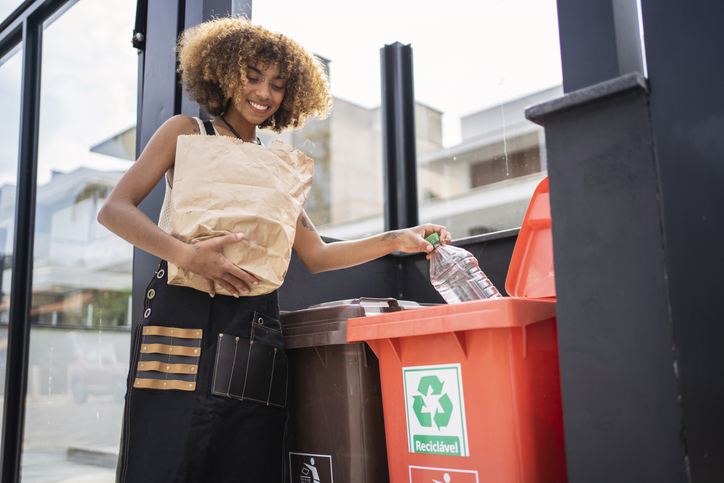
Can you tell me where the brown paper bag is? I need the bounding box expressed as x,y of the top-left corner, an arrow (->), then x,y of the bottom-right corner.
167,135 -> 313,296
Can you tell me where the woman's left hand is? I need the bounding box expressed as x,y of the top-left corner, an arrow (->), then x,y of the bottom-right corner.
392,224 -> 452,259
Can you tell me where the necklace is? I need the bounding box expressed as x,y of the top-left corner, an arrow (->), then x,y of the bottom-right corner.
219,116 -> 260,144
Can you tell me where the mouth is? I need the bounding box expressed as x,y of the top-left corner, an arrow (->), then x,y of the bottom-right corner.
248,101 -> 270,112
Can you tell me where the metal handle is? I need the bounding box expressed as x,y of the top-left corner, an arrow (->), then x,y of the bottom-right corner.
351,297 -> 401,308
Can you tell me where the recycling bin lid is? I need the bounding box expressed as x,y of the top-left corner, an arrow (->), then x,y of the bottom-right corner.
505,176 -> 556,299
281,298 -> 424,349
346,297 -> 557,344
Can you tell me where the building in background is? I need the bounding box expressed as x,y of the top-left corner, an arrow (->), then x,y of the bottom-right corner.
0,83 -> 560,330
263,85 -> 561,240
0,168 -> 131,328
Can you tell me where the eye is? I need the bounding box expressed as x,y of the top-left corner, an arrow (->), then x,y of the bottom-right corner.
272,84 -> 285,90
248,77 -> 260,83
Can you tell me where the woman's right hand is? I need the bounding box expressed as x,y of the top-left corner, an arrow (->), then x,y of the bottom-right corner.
179,232 -> 259,298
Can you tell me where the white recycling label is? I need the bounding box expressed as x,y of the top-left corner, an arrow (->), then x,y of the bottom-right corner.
409,465 -> 480,483
402,363 -> 469,457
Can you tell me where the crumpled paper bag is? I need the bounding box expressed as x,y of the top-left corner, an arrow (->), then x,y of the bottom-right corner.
167,135 -> 313,296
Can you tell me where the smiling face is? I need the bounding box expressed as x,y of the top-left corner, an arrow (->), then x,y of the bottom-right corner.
231,63 -> 286,132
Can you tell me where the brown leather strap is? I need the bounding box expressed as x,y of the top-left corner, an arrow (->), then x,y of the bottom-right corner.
137,361 -> 198,374
140,343 -> 201,357
133,378 -> 196,391
141,326 -> 203,339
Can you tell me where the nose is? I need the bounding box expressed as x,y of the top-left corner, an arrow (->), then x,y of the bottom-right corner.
255,80 -> 272,100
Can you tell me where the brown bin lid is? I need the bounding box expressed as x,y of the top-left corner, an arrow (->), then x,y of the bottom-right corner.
281,298 -> 423,349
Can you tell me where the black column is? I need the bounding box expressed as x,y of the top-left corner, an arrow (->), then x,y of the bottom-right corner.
526,0 -> 724,481
380,42 -> 418,231
526,74 -> 687,483
556,0 -> 644,92
640,1 -> 724,480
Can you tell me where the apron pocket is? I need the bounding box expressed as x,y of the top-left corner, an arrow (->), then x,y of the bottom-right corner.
211,320 -> 288,408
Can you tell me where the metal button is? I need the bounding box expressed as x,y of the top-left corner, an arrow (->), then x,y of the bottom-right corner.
196,331 -> 200,336
144,308 -> 151,318
168,348 -> 173,353
136,380 -> 141,385
191,367 -> 196,372
156,269 -> 165,279
147,289 -> 156,299
163,382 -> 167,387
165,366 -> 170,370
142,346 -> 147,351
258,317 -> 264,324
144,329 -> 149,334
189,384 -> 193,388
140,363 -> 145,368
170,330 -> 174,335
193,349 -> 198,354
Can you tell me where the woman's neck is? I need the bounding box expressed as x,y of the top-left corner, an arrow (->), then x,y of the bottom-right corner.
219,110 -> 257,143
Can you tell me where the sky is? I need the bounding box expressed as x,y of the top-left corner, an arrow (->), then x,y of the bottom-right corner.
253,0 -> 562,146
0,0 -> 138,186
0,0 -> 563,186
0,1 -> 26,22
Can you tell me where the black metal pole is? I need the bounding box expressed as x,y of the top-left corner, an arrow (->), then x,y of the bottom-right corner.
131,0 -> 185,327
0,16 -> 41,483
0,229 -> 7,301
380,42 -> 418,231
181,0 -> 244,117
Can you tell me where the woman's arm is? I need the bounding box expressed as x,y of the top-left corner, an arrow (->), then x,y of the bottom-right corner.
97,115 -> 258,297
292,210 -> 451,274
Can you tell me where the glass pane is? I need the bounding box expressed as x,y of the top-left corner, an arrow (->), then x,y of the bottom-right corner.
0,0 -> 25,23
254,0 -> 562,239
0,45 -> 22,451
23,0 -> 137,480
414,0 -> 561,237
254,4 -> 387,237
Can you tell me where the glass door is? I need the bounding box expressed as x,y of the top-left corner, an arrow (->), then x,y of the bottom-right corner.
21,0 -> 137,480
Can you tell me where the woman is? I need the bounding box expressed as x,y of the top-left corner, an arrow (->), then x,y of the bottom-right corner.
99,16 -> 450,482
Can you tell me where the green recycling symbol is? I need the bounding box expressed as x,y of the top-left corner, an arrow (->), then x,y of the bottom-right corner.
412,375 -> 454,429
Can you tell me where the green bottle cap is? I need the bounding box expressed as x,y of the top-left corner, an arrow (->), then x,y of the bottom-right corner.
426,233 -> 440,244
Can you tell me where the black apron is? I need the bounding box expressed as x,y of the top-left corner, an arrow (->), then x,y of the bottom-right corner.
117,261 -> 287,482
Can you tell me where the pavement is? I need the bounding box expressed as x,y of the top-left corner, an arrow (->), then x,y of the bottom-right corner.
18,394 -> 123,483
22,451 -> 115,483
57,477 -> 115,483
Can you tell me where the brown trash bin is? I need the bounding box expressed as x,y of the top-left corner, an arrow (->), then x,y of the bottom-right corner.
282,298 -> 422,483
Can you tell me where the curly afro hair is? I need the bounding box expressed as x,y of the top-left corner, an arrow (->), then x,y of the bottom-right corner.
176,16 -> 332,132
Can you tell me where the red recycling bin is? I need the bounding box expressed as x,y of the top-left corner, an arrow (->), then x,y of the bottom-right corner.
347,177 -> 566,483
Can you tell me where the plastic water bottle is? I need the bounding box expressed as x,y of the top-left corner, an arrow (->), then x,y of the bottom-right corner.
426,233 -> 503,303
